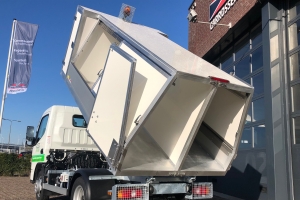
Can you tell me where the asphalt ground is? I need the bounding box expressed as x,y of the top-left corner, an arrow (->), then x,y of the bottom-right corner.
0,176 -> 227,200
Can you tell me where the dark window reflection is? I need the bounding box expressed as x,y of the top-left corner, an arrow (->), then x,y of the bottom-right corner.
292,84 -> 300,112
254,125 -> 266,148
253,98 -> 265,121
223,66 -> 234,74
212,59 -> 220,68
294,117 -> 300,144
253,72 -> 264,96
221,52 -> 233,70
239,128 -> 252,150
246,104 -> 252,124
251,26 -> 262,47
252,47 -> 263,72
245,78 -> 251,84
235,37 -> 249,60
235,56 -> 250,78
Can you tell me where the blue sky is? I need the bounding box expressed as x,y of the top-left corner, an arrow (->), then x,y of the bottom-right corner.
0,0 -> 190,145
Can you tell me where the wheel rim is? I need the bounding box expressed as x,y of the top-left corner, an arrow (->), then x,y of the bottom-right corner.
73,185 -> 85,200
35,177 -> 42,197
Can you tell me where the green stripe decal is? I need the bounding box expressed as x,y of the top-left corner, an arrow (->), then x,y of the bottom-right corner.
32,154 -> 45,162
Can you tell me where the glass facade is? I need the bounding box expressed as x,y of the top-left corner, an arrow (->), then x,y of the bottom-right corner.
254,125 -> 266,148
189,0 -> 300,198
289,52 -> 300,81
240,128 -> 252,149
214,24 -> 265,149
288,1 -> 300,144
294,117 -> 300,144
292,84 -> 300,112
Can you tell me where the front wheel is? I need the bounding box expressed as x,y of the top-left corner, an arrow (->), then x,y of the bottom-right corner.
35,171 -> 49,200
71,177 -> 87,200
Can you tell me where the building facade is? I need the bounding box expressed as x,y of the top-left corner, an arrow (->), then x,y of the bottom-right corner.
188,0 -> 300,199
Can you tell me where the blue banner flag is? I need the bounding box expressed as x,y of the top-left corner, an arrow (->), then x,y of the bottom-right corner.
7,21 -> 38,94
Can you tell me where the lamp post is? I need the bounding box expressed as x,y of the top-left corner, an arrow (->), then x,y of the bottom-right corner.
2,118 -> 21,150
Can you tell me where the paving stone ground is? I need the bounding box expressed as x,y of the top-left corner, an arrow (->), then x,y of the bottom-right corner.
0,176 -> 227,200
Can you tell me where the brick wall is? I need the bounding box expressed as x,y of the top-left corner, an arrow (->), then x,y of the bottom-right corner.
188,0 -> 257,57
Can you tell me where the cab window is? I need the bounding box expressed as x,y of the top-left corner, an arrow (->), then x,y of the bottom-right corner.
73,115 -> 87,128
36,115 -> 49,141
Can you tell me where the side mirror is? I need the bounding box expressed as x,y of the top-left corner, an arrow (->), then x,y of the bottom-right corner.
26,126 -> 35,142
25,140 -> 34,147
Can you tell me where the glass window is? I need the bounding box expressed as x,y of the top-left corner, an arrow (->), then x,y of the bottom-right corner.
246,104 -> 252,124
294,117 -> 300,144
73,115 -> 88,128
235,56 -> 250,78
212,59 -> 220,68
270,19 -> 279,33
289,52 -> 300,81
235,36 -> 250,60
245,78 -> 251,85
289,0 -> 300,21
221,34 -> 233,52
254,125 -> 266,148
251,26 -> 262,47
253,72 -> 264,96
253,98 -> 265,122
252,47 -> 263,72
36,115 -> 49,141
239,128 -> 252,150
288,19 -> 300,51
223,66 -> 234,74
292,84 -> 300,112
221,50 -> 233,70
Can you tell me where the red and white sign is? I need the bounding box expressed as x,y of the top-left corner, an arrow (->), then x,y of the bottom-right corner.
209,0 -> 237,30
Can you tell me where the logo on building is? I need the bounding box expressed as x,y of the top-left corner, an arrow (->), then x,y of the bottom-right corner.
209,0 -> 237,30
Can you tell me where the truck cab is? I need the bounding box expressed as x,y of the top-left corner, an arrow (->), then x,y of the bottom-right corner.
26,105 -> 99,183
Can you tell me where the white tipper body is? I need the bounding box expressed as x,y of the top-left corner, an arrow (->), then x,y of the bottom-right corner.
59,6 -> 253,176
30,105 -> 97,181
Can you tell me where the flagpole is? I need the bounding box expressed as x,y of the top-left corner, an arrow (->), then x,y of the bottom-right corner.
0,19 -> 17,136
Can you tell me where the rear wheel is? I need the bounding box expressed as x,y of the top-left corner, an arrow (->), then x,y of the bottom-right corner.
71,177 -> 87,200
35,171 -> 49,200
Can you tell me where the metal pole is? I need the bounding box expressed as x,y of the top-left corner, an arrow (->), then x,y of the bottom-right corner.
2,118 -> 20,151
0,19 -> 17,136
197,21 -> 232,28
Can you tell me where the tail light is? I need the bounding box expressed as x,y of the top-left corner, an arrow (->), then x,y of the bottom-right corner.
186,183 -> 213,199
209,76 -> 230,84
118,188 -> 143,198
193,185 -> 210,195
113,184 -> 148,200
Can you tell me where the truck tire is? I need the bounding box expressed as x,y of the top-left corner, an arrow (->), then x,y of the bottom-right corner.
71,177 -> 87,200
35,171 -> 49,200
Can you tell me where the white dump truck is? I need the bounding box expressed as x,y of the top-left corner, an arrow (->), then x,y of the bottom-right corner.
26,5 -> 253,200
